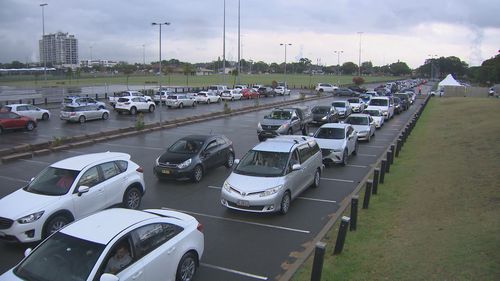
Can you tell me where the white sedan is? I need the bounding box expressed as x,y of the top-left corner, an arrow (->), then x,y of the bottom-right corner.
0,208 -> 204,281
312,123 -> 358,166
343,113 -> 376,141
220,89 -> 243,101
1,104 -> 51,120
0,152 -> 145,243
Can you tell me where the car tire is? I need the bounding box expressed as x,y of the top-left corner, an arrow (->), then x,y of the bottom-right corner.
192,102 -> 196,107
176,252 -> 198,281
191,165 -> 203,183
130,107 -> 137,115
217,98 -> 221,103
78,115 -> 86,123
367,133 -> 371,142
279,191 -> 291,215
42,113 -> 49,120
43,214 -> 71,238
149,105 -> 155,113
258,135 -> 265,142
341,149 -> 348,166
287,128 -> 293,135
352,141 -> 359,156
123,187 -> 142,209
207,99 -> 211,104
225,153 -> 235,168
311,169 -> 321,188
26,121 -> 35,131
102,112 -> 109,120
301,125 -> 308,136
179,103 -> 184,109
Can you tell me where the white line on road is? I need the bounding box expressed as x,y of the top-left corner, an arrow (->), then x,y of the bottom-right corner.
363,145 -> 386,148
357,153 -> 377,157
102,143 -> 165,151
320,177 -> 354,183
0,175 -> 29,183
162,207 -> 310,234
346,164 -> 368,168
201,263 -> 268,280
19,159 -> 50,165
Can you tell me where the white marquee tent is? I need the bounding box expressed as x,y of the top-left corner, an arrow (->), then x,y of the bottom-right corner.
438,74 -> 463,88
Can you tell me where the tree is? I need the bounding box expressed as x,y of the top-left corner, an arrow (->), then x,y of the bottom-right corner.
389,61 -> 411,76
361,61 -> 373,75
118,63 -> 136,89
476,55 -> 500,85
341,62 -> 358,75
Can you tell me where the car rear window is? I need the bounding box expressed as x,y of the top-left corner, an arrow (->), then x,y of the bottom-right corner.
117,98 -> 130,102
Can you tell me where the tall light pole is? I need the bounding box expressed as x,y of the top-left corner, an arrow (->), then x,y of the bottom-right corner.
428,54 -> 438,80
334,50 -> 343,76
152,21 -> 170,124
40,3 -> 48,81
237,0 -> 241,84
280,43 -> 292,89
222,0 -> 226,84
357,31 -> 363,76
142,44 -> 146,68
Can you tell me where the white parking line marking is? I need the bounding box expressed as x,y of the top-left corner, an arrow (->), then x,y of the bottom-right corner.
208,185 -> 222,190
386,129 -> 401,131
0,175 -> 29,183
363,145 -> 386,148
377,133 -> 395,136
201,263 -> 268,280
357,153 -> 377,157
19,159 -> 50,165
320,177 -> 354,183
102,143 -> 164,151
346,164 -> 368,168
161,207 -> 310,234
297,197 -> 337,203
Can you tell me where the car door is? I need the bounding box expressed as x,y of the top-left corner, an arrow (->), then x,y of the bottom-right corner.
25,105 -> 42,119
201,139 -> 221,169
72,166 -> 106,219
290,112 -> 301,132
88,105 -> 100,120
7,112 -> 26,129
346,126 -> 356,154
99,161 -> 127,207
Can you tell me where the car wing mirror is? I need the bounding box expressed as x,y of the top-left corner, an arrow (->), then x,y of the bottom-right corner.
100,273 -> 119,281
292,163 -> 302,171
308,133 -> 314,137
30,177 -> 35,182
234,159 -> 240,165
77,185 -> 90,196
24,248 -> 32,257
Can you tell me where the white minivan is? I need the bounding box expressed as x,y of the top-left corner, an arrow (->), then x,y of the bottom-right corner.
365,96 -> 394,120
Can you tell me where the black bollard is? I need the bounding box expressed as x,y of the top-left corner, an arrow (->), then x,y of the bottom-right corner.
333,216 -> 350,255
396,139 -> 402,157
310,242 -> 326,281
350,196 -> 359,231
386,151 -> 392,173
380,160 -> 386,183
390,145 -> 395,164
373,169 -> 380,195
362,181 -> 372,209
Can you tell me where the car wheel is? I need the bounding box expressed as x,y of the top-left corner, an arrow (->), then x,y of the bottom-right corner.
102,112 -> 109,120
44,214 -> 71,238
179,103 -> 184,109
279,191 -> 291,215
123,187 -> 142,209
78,115 -> 86,123
258,135 -> 265,142
25,121 -> 35,131
176,252 -> 198,281
192,102 -> 196,107
207,99 -> 211,104
352,141 -> 359,155
191,165 -> 203,183
217,98 -> 221,103
149,105 -> 155,113
301,125 -> 308,136
130,107 -> 137,115
367,133 -> 371,142
311,169 -> 321,188
225,153 -> 235,168
42,113 -> 49,120
287,128 -> 293,135
341,149 -> 348,166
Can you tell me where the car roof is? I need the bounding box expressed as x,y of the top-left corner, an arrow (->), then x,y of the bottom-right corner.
182,134 -> 220,141
51,152 -> 131,171
348,113 -> 370,118
253,135 -> 314,153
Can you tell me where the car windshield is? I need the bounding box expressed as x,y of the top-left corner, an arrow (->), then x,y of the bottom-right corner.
345,116 -> 369,125
347,99 -> 359,103
168,139 -> 204,154
267,110 -> 292,120
315,128 -> 345,139
363,110 -> 380,116
369,99 -> 388,106
331,102 -> 346,108
25,167 -> 80,196
63,98 -> 75,104
14,232 -> 105,281
234,150 -> 289,177
312,107 -> 330,114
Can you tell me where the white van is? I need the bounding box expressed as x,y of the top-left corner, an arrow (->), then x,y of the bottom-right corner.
366,97 -> 394,120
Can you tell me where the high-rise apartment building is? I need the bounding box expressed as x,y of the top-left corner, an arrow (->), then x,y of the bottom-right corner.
39,32 -> 78,67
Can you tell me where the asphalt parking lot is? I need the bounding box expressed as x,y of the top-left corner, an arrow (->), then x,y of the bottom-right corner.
0,91 -> 424,280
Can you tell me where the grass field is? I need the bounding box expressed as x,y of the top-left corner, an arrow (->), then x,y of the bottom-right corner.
0,73 -> 401,89
292,97 -> 500,280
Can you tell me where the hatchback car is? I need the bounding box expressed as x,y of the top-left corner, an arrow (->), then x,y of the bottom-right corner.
60,104 -> 110,123
62,96 -> 106,109
0,112 -> 37,134
311,105 -> 339,125
241,88 -> 260,99
220,135 -> 323,215
0,152 -> 145,243
0,208 -> 204,281
153,90 -> 174,104
154,135 -> 235,183
1,104 -> 50,121
166,94 -> 197,108
115,97 -> 156,115
195,91 -> 221,104
346,97 -> 366,113
362,108 -> 384,128
220,89 -> 243,101
312,123 -> 358,166
331,100 -> 352,118
343,114 -> 376,141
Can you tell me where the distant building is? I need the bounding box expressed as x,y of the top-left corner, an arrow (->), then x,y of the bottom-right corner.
80,59 -> 118,68
39,32 -> 78,68
195,67 -> 214,76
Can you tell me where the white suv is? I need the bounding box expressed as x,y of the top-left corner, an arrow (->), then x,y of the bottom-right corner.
0,152 -> 145,243
221,135 -> 323,215
315,83 -> 338,93
115,96 -> 156,115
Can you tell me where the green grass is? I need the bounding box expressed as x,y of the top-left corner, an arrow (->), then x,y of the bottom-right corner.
0,73 -> 401,89
292,97 -> 500,281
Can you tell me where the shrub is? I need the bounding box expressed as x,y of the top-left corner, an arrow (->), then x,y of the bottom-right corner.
135,113 -> 145,130
223,101 -> 231,114
352,76 -> 365,85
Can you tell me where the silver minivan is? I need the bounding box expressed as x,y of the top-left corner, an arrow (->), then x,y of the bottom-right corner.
220,135 -> 323,215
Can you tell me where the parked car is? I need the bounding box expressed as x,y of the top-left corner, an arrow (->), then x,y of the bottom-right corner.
109,91 -> 153,107
257,106 -> 312,141
0,112 -> 37,134
220,89 -> 243,101
393,97 -> 403,114
154,135 -> 235,183
166,94 -> 197,108
257,86 -> 275,97
331,100 -> 352,118
366,96 -> 394,120
333,88 -> 357,97
62,96 -> 106,109
195,91 -> 221,104
60,104 -> 110,123
394,93 -> 411,110
359,94 -> 372,104
207,85 -> 228,95
1,104 -> 50,121
310,105 -> 339,125
343,114 -> 376,141
0,152 -> 145,243
234,85 -> 248,92
348,85 -> 366,93
315,83 -> 338,93
362,108 -> 385,128
115,96 -> 156,115
312,123 -> 358,166
0,208 -> 203,281
153,90 -> 174,104
346,97 -> 366,113
274,86 -> 291,95
241,88 -> 260,99
220,135 -> 323,214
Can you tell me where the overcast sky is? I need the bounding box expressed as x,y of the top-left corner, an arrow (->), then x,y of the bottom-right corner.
0,0 -> 499,68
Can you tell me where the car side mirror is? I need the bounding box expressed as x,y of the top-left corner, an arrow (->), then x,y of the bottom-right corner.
292,116 -> 299,121
340,121 -> 344,124
77,185 -> 90,196
292,163 -> 302,171
30,177 -> 35,182
308,133 -> 314,137
234,159 -> 240,165
24,248 -> 32,257
100,273 -> 119,281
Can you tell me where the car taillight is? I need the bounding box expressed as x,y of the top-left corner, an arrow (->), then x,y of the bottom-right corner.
124,102 -> 131,105
197,223 -> 204,233
69,112 -> 76,116
136,167 -> 144,173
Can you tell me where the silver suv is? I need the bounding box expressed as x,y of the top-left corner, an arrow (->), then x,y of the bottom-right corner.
220,135 -> 323,215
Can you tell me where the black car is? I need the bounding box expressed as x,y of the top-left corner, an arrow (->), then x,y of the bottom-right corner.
393,93 -> 410,111
310,105 -> 339,125
334,88 -> 358,97
154,135 -> 235,182
257,86 -> 275,97
393,97 -> 403,114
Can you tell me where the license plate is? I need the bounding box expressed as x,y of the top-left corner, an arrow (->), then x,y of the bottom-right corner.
161,169 -> 170,174
237,200 -> 250,207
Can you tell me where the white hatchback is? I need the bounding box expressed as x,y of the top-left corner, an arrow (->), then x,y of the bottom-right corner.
312,123 -> 358,166
1,104 -> 51,121
115,97 -> 156,115
0,152 -> 145,243
0,208 -> 204,281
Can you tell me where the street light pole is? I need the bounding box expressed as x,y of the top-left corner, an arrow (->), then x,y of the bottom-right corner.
428,54 -> 438,80
40,3 -> 48,81
152,22 -> 171,124
357,32 -> 363,76
334,50 -> 343,76
142,44 -> 146,69
237,0 -> 241,84
280,43 -> 292,89
222,0 -> 226,85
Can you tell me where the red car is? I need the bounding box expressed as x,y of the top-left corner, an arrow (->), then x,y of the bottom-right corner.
0,111 -> 37,134
241,88 -> 259,99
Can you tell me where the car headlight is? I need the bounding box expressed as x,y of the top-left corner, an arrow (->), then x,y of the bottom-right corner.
259,185 -> 283,197
321,116 -> 327,120
177,158 -> 192,169
223,181 -> 232,193
257,122 -> 262,130
18,211 -> 44,224
280,123 -> 289,130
